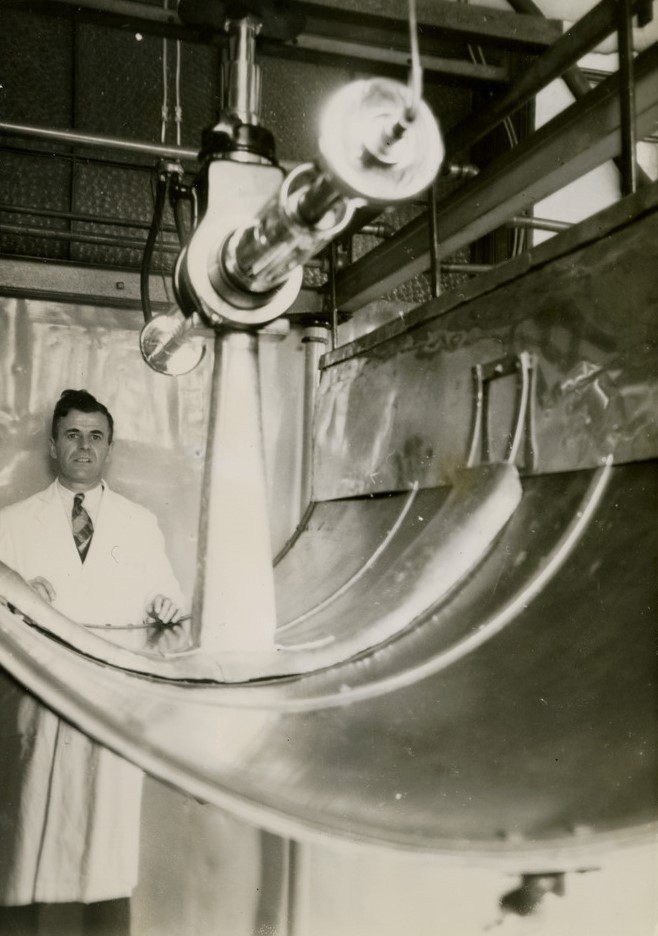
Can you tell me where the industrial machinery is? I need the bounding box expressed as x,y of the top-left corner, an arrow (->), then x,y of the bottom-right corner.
0,0 -> 656,925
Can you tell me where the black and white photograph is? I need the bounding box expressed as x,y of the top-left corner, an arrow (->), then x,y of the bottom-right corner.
0,0 -> 656,933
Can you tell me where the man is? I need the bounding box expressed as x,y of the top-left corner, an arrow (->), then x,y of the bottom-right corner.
0,389 -> 185,935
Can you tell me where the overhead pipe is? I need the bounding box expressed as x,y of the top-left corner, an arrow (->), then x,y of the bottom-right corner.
507,216 -> 571,233
0,222 -> 179,253
0,120 -> 199,162
0,201 -> 178,233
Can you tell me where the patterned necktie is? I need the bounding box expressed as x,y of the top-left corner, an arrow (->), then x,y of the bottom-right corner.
72,492 -> 94,563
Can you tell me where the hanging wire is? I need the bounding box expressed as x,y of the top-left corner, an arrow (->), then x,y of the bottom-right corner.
161,0 -> 169,142
405,0 -> 423,122
175,39 -> 183,146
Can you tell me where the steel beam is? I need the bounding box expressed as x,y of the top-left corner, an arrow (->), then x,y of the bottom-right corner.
10,0 -> 562,61
294,0 -> 562,51
618,0 -> 639,195
275,34 -> 509,85
444,0 -> 648,156
506,0 -> 652,193
334,42 -> 658,312
0,257 -> 173,312
0,257 -> 324,316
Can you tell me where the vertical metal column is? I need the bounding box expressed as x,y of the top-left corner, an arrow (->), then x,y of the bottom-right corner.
617,0 -> 638,196
428,181 -> 441,298
224,16 -> 262,124
300,325 -> 330,510
193,331 -> 277,652
328,243 -> 339,350
507,0 -> 647,190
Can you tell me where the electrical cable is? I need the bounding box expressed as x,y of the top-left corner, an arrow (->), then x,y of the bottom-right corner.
141,171 -> 169,322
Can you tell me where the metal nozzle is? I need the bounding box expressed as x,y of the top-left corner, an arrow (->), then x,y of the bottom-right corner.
139,308 -> 206,376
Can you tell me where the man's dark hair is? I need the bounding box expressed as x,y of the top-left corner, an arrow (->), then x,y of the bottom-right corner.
51,389 -> 114,443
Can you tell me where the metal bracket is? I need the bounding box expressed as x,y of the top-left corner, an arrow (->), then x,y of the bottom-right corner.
467,351 -> 537,471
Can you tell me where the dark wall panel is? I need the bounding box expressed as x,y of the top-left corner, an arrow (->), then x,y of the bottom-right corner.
0,12 -> 74,125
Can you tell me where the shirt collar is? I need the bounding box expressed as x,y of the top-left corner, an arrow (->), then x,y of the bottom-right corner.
56,479 -> 104,523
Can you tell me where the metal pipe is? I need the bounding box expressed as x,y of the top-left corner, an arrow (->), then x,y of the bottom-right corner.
0,120 -> 199,161
428,181 -> 441,298
329,242 -> 339,349
359,222 -> 396,238
441,262 -> 494,274
0,227 -> 334,279
507,216 -> 571,233
0,140 -> 163,175
0,135 -> 293,179
0,201 -> 178,234
617,0 -> 638,195
0,222 -> 179,253
224,16 -> 262,125
30,0 -> 181,23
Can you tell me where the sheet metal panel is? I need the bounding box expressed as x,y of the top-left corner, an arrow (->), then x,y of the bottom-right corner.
313,187 -> 658,499
0,298 -> 305,591
0,298 -> 210,598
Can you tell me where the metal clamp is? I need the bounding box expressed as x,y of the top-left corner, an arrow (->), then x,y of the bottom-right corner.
467,351 -> 537,470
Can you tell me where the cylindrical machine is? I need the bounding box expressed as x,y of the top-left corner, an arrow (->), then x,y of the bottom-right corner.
224,16 -> 262,126
218,163 -> 356,295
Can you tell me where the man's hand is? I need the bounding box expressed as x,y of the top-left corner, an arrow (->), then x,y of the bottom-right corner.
28,577 -> 56,604
144,594 -> 182,628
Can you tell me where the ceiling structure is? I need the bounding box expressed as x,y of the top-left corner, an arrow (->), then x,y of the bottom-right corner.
0,0 -> 656,320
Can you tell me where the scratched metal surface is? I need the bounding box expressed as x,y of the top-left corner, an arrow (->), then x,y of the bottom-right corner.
313,186 -> 658,499
0,463 -> 654,861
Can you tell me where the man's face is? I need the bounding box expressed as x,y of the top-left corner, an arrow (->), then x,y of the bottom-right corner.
49,409 -> 113,491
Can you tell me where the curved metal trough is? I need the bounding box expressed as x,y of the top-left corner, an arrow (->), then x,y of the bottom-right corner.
0,459 -> 654,866
0,184 -> 656,867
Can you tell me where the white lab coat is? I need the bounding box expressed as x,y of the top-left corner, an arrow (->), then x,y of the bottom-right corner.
0,481 -> 183,905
